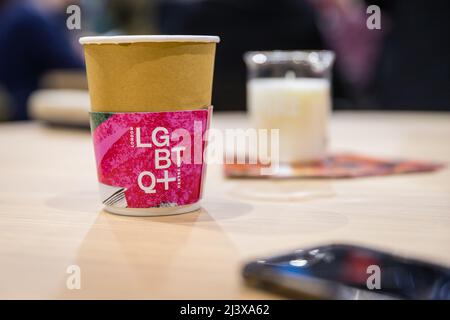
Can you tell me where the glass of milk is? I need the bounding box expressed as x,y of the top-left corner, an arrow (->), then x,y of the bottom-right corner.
244,51 -> 335,164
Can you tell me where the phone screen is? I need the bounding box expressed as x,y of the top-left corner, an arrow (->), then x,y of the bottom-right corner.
244,245 -> 450,300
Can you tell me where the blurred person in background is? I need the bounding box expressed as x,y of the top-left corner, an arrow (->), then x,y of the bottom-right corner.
158,0 -> 342,111
105,0 -> 157,35
0,0 -> 83,121
309,0 -> 385,108
81,0 -> 157,35
371,0 -> 450,111
158,0 -> 450,111
1,0 -> 448,120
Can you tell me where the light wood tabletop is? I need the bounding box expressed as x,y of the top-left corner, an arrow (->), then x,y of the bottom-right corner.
0,111 -> 449,299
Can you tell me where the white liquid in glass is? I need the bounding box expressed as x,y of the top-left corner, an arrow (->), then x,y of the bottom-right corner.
247,78 -> 331,163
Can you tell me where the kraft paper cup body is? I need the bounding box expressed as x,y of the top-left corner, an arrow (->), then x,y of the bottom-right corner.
79,35 -> 219,112
80,35 -> 219,216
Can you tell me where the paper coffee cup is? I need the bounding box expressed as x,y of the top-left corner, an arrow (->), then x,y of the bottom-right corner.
80,35 -> 219,112
79,35 -> 219,216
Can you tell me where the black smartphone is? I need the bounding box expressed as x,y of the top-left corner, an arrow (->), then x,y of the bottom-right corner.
243,244 -> 450,300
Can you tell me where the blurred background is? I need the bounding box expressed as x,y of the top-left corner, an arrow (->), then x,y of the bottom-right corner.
0,0 -> 449,122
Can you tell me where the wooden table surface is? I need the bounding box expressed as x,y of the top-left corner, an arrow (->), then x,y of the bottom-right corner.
0,111 -> 449,299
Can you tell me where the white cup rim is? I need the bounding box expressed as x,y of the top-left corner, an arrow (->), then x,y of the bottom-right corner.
79,35 -> 220,45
